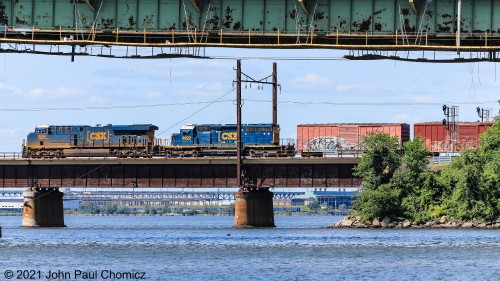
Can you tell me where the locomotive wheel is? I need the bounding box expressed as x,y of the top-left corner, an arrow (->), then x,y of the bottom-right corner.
249,150 -> 256,157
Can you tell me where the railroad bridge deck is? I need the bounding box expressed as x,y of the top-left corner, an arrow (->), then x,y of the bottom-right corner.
0,157 -> 361,188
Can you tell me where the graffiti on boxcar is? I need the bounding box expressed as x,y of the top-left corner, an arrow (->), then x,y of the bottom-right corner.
304,137 -> 359,153
430,139 -> 480,153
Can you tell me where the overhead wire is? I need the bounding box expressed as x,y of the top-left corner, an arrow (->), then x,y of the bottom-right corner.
156,87 -> 236,137
1,98 -> 496,113
243,99 -> 498,106
0,100 -> 234,112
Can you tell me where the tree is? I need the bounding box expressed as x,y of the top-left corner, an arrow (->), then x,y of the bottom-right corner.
79,202 -> 100,214
352,133 -> 402,220
438,107 -> 500,222
116,206 -> 130,215
479,113 -> 500,152
353,183 -> 401,220
349,105 -> 500,224
307,200 -> 321,213
354,133 -> 401,190
392,137 -> 438,223
101,204 -> 118,215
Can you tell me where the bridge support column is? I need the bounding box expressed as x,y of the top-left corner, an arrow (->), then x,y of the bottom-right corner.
22,188 -> 65,227
234,188 -> 275,228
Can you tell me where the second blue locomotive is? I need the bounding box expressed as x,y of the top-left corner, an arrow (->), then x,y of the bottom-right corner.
166,123 -> 294,157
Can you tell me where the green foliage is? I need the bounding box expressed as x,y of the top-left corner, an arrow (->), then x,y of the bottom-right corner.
353,133 -> 404,220
354,133 -> 401,191
401,172 -> 442,224
116,206 -> 130,215
101,204 -> 118,215
479,114 -> 500,152
351,117 -> 500,224
307,200 -> 321,213
79,202 -> 100,214
353,183 -> 401,221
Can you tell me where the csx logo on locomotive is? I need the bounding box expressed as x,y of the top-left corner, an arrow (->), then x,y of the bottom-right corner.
87,131 -> 109,141
220,132 -> 237,141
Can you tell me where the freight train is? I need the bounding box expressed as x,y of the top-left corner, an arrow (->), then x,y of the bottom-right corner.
414,121 -> 494,154
22,123 -> 295,158
22,121 -> 495,158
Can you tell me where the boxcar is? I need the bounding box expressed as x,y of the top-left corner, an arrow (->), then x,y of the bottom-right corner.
414,122 -> 494,154
297,123 -> 410,155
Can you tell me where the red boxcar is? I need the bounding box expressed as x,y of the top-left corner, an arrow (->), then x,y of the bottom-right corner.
297,123 -> 410,152
414,122 -> 494,153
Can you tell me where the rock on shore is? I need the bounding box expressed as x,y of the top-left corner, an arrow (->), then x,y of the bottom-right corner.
329,215 -> 500,229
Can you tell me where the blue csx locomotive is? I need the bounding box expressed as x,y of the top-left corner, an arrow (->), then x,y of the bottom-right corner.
22,123 -> 295,158
23,124 -> 158,158
166,123 -> 295,157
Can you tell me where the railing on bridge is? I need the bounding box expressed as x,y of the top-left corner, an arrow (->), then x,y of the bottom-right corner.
0,147 -> 364,160
0,152 -> 23,159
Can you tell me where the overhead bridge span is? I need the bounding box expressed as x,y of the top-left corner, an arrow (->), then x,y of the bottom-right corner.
1,0 -> 500,57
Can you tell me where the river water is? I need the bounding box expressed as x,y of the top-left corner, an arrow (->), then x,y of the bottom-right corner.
0,216 -> 499,280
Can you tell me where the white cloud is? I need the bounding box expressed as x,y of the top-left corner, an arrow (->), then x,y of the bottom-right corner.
29,88 -> 45,99
88,96 -> 107,104
290,73 -> 334,87
28,86 -> 82,100
143,91 -> 163,99
194,82 -> 224,92
176,82 -> 226,98
0,82 -> 21,95
335,83 -> 379,93
411,96 -> 435,103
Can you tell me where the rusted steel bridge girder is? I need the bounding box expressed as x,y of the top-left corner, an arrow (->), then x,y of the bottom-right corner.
0,158 -> 361,188
1,0 -> 500,54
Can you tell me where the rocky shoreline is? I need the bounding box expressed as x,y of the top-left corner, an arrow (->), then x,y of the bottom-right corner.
329,215 -> 500,229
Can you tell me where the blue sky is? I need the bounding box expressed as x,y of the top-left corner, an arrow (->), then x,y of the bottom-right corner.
0,47 -> 498,152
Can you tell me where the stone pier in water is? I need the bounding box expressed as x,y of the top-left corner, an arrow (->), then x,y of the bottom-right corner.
22,188 -> 65,227
234,187 -> 275,228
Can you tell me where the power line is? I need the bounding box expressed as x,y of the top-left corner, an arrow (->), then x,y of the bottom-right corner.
0,100 -> 234,112
0,98 -> 497,112
244,99 -> 499,106
156,88 -> 236,137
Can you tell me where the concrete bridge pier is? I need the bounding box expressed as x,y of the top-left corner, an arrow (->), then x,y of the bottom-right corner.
22,188 -> 66,227
234,187 -> 275,228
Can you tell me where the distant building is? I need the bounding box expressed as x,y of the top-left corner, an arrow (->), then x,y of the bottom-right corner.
0,191 -> 80,211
